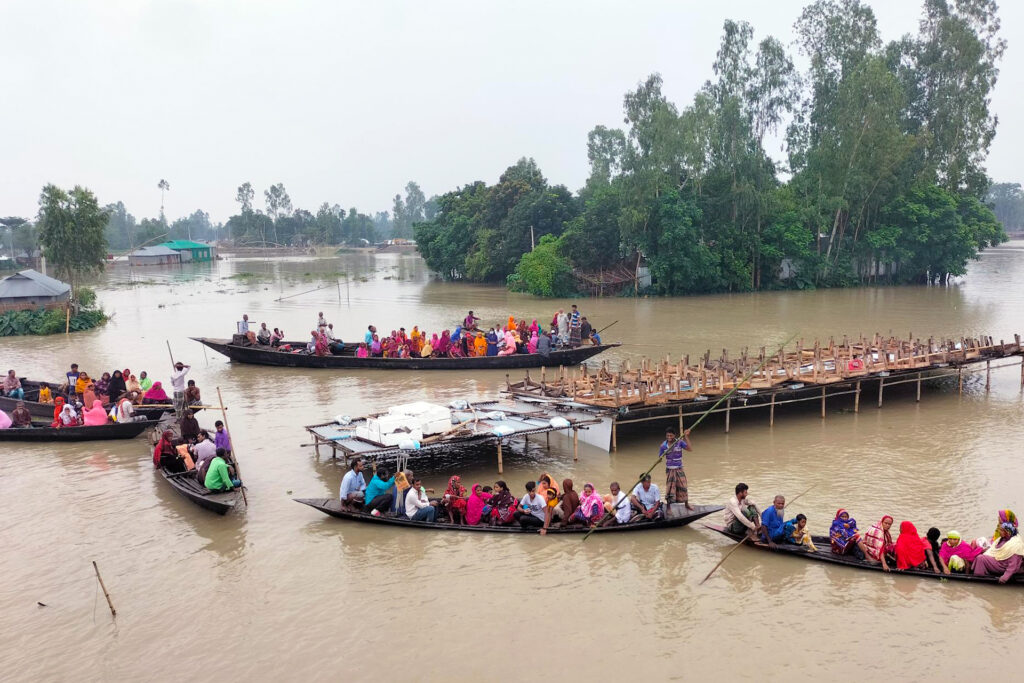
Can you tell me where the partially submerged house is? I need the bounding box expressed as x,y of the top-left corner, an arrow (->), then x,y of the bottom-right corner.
0,269 -> 71,312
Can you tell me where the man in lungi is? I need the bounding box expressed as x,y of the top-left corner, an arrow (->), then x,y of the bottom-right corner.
659,426 -> 692,510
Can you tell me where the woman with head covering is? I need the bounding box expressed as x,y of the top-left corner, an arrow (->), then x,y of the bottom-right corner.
973,523 -> 1024,583
498,329 -> 517,356
488,480 -> 517,526
356,342 -> 369,358
51,396 -> 66,424
125,374 -> 142,400
527,329 -> 539,354
465,484 -> 491,526
37,382 -> 53,404
314,331 -> 329,357
94,372 -> 111,400
0,410 -> 11,430
370,334 -> 382,357
507,315 -> 515,332
993,510 -> 1018,542
829,509 -> 868,559
560,479 -> 580,521
179,410 -> 200,443
436,330 -> 451,356
142,382 -> 168,404
472,332 -> 487,357
894,521 -> 945,573
106,370 -> 127,402
940,531 -> 985,573
83,399 -> 109,426
863,515 -> 896,569
153,429 -> 185,472
74,372 -> 90,397
441,475 -> 468,524
56,404 -> 79,428
568,483 -> 605,527
82,382 -> 97,409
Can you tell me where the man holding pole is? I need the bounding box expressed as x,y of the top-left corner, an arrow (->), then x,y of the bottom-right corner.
660,427 -> 692,510
169,361 -> 191,418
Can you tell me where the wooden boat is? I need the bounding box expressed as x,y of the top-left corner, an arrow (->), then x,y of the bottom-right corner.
0,420 -> 154,441
703,523 -> 1024,585
0,378 -> 181,421
192,337 -> 618,370
158,467 -> 239,515
295,497 -> 723,534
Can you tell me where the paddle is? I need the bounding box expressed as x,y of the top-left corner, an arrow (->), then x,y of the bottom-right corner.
216,387 -> 247,506
595,320 -> 619,335
699,484 -> 816,585
582,332 -> 799,541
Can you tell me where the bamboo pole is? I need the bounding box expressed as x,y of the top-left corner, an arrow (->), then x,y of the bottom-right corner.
916,372 -> 922,402
820,386 -> 826,418
958,367 -> 964,395
877,376 -> 885,408
573,427 -> 579,461
986,360 -> 991,391
92,561 -> 116,619
769,392 -> 775,427
216,387 -> 247,506
65,306 -> 71,334
854,381 -> 861,413
497,441 -> 503,474
725,398 -> 731,433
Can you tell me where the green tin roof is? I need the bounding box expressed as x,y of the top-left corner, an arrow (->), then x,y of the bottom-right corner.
160,240 -> 213,250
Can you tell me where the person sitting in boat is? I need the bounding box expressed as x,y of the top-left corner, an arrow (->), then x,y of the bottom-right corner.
894,521 -> 946,573
557,478 -> 579,525
760,495 -> 787,544
973,522 -> 1024,583
539,487 -> 562,535
600,482 -> 632,527
527,329 -> 539,354
37,382 -> 53,404
590,329 -> 602,345
783,514 -> 817,551
441,475 -> 468,523
74,371 -> 90,400
93,373 -> 110,402
724,483 -> 763,539
497,329 -> 517,357
515,481 -> 546,530
214,420 -> 232,456
325,324 -> 344,354
256,323 -> 272,345
0,410 -> 11,429
472,331 -> 486,357
488,480 -> 518,526
124,375 -> 141,401
83,399 -> 109,426
992,509 -> 1018,542
863,515 -> 896,570
204,450 -> 240,492
179,409 -> 201,443
142,381 -> 168,405
364,467 -> 395,516
139,371 -> 152,393
153,430 -> 178,470
11,401 -> 33,428
339,457 -> 367,511
115,397 -> 143,423
405,477 -> 438,522
939,531 -> 985,573
185,380 -> 201,406
190,429 -> 217,462
356,342 -> 369,358
631,474 -> 663,520
317,311 -> 327,333
463,311 -> 480,331
566,483 -> 604,527
370,334 -> 382,357
536,474 -> 558,499
82,381 -> 98,409
106,371 -> 126,403
4,370 -> 25,400
270,328 -> 284,347
829,509 -> 868,560
465,484 -> 492,526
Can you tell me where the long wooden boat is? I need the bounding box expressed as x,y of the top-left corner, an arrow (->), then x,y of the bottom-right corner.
158,467 -> 239,515
0,420 -> 154,442
295,497 -> 722,533
0,378 -> 179,421
703,523 -> 1024,585
192,337 -> 618,370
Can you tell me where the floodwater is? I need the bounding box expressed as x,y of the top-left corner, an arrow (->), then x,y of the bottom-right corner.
3,242 -> 1024,681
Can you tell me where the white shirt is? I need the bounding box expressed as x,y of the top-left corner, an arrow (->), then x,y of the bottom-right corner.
237,319 -> 249,333
724,494 -> 757,530
405,487 -> 429,518
169,368 -> 189,392
192,438 -> 217,461
631,483 -> 660,510
117,401 -> 135,421
612,491 -> 631,524
520,493 -> 546,520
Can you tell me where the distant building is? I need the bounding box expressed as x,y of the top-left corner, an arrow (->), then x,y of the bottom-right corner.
160,240 -> 216,263
0,269 -> 71,312
128,245 -> 183,267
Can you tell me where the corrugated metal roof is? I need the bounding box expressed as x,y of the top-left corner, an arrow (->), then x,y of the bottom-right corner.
0,269 -> 71,298
161,240 -> 213,250
131,246 -> 180,256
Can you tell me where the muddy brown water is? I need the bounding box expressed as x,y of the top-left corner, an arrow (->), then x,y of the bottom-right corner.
2,243 -> 1024,680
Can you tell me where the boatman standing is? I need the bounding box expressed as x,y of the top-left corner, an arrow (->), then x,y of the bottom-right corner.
169,361 -> 191,418
659,426 -> 692,510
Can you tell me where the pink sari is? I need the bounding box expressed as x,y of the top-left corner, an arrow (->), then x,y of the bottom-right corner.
466,485 -> 492,525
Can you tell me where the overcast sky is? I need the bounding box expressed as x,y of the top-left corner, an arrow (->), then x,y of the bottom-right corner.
2,0 -> 1021,224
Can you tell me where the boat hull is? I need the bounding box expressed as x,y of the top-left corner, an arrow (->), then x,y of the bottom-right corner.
295,498 -> 722,534
0,378 -> 180,421
0,420 -> 154,441
193,337 -> 618,370
159,468 -> 238,515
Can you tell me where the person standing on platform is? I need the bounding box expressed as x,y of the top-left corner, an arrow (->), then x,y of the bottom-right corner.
659,426 -> 692,510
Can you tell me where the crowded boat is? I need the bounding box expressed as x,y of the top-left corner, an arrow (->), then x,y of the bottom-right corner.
723,483 -> 1024,583
152,420 -> 241,495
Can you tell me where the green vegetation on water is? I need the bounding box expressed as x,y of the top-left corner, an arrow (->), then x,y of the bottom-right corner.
0,288 -> 106,336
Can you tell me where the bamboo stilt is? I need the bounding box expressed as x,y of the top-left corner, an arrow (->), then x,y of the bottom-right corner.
878,377 -> 884,408
497,441 -> 503,474
854,381 -> 861,413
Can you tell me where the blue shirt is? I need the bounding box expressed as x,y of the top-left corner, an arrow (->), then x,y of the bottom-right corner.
659,438 -> 688,469
364,474 -> 394,505
364,330 -> 373,344
761,505 -> 786,541
340,470 -> 366,500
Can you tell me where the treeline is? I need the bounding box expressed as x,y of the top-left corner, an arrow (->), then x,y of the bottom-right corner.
415,0 -> 1009,296
989,183 -> 1024,233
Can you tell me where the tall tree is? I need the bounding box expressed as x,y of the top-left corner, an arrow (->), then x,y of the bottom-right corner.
37,185 -> 109,300
157,179 -> 170,221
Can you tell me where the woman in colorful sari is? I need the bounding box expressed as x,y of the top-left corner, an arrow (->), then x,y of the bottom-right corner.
153,430 -> 175,469
568,483 -> 604,527
507,315 -> 516,333
536,474 -> 558,499
783,514 -> 817,551
527,330 -> 539,354
370,335 -> 382,357
142,381 -> 169,405
74,372 -> 90,398
56,404 -> 79,428
436,330 -> 451,356
993,509 -> 1018,542
863,515 -> 895,570
529,319 -> 539,337
314,331 -> 330,357
83,399 -> 109,426
894,521 -> 945,573
125,374 -> 142,400
51,396 -> 65,424
82,382 -> 97,409
488,481 -> 517,526
974,523 -> 1024,583
441,475 -> 468,524
356,342 -> 369,358
498,329 -> 517,356
410,326 -> 421,353
472,332 -> 487,357
829,509 -> 868,559
940,531 -> 985,573
94,372 -> 111,402
448,327 -> 465,357
560,479 -> 580,521
465,484 -> 492,526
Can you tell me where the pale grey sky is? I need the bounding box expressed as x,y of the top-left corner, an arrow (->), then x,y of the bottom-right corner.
1,0 -> 1021,224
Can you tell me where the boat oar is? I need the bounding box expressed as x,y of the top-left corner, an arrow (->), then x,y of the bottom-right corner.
582,332 -> 799,542
216,387 -> 247,506
166,340 -> 176,367
699,484 -> 817,585
595,320 -> 619,335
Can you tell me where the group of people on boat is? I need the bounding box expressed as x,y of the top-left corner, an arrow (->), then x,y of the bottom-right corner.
238,306 -> 602,359
152,421 -> 240,493
726,484 -> 1024,583
0,361 -> 200,429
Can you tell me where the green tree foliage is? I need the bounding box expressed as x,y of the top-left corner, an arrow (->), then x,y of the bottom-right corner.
37,184 -> 109,298
508,234 -> 575,297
